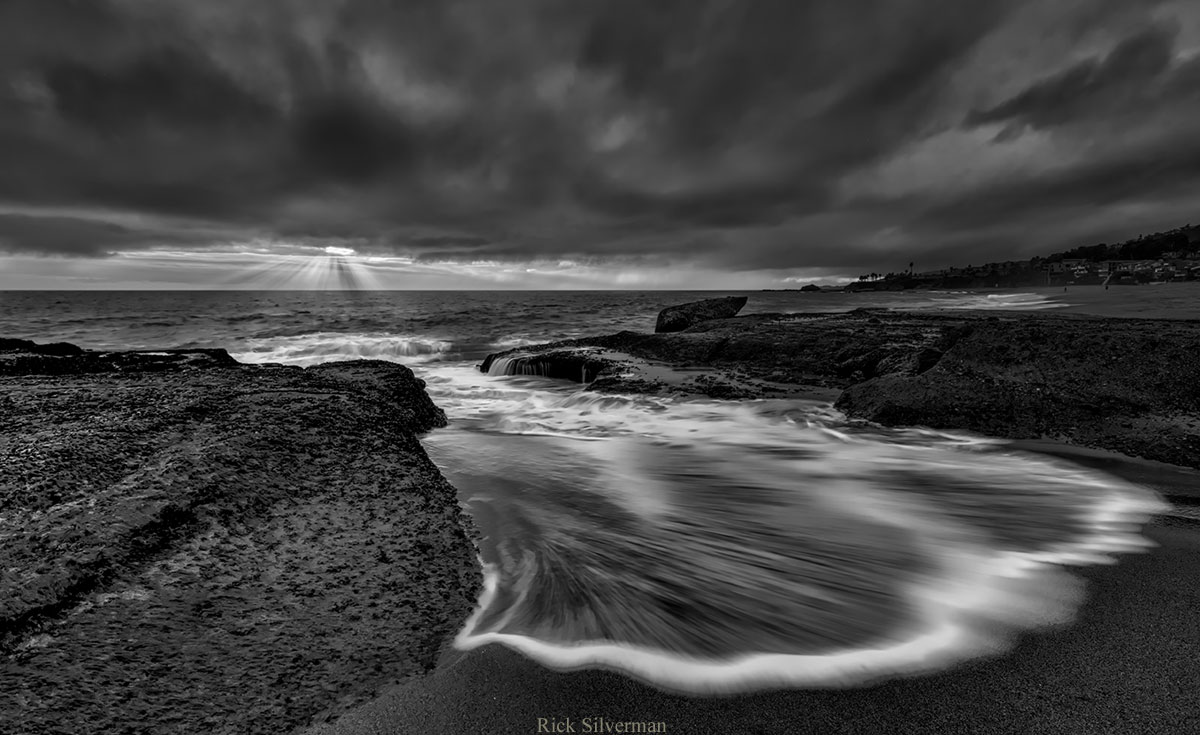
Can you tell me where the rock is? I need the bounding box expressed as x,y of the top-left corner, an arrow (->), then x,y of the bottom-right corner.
874,348 -> 944,377
0,339 -> 477,735
0,343 -> 238,376
483,313 -> 954,391
0,338 -> 84,356
479,349 -> 613,383
654,296 -> 748,333
834,318 -> 1200,468
477,350 -> 609,384
483,311 -> 1200,470
799,284 -> 822,292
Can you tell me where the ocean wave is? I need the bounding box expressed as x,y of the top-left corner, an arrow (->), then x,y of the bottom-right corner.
491,335 -> 542,349
422,367 -> 1166,694
229,332 -> 454,367
901,292 -> 1069,311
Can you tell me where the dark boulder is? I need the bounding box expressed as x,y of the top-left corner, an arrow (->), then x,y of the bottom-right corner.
655,296 -> 748,333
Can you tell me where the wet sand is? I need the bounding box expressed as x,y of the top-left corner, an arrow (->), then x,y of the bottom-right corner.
1033,282 -> 1200,320
312,519 -> 1199,735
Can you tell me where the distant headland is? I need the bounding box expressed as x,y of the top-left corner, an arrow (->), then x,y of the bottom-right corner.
767,224 -> 1200,292
844,223 -> 1200,291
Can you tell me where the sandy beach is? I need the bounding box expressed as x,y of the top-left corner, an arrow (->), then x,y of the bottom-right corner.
1034,282 -> 1200,320
311,517 -> 1199,735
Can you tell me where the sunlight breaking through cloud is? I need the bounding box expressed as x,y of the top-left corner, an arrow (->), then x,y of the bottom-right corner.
0,247 -> 845,291
220,253 -> 380,290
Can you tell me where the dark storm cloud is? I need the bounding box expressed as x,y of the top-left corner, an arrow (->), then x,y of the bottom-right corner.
405,236 -> 492,254
45,46 -> 277,133
0,213 -> 209,256
292,96 -> 417,183
567,0 -> 1016,224
0,215 -> 126,256
573,176 -> 823,228
0,1 -> 292,223
916,137 -> 1200,234
964,23 -> 1180,132
1,0 -> 1199,273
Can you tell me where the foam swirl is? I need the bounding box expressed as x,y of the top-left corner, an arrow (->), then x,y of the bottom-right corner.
423,376 -> 1166,694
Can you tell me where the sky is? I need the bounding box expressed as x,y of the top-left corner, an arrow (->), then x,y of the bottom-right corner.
1,0 -> 1199,289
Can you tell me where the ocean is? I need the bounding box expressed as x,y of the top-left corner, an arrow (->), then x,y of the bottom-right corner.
1,287 -> 1192,694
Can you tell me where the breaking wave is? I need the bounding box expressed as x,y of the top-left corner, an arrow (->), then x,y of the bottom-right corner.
901,292 -> 1069,312
229,332 -> 454,367
422,366 -> 1166,694
491,335 -> 542,349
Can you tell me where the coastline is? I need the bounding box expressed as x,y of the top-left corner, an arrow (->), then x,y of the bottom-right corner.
6,301 -> 1199,733
298,303 -> 1199,733
9,0 -> 1200,730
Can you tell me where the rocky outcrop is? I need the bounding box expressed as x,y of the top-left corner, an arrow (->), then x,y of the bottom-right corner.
654,295 -> 748,333
835,316 -> 1200,469
0,338 -> 84,356
1,341 -> 478,735
481,310 -> 959,390
480,309 -> 1200,469
0,343 -> 239,376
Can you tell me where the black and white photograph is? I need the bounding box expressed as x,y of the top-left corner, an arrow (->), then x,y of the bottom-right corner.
2,1 -> 1199,733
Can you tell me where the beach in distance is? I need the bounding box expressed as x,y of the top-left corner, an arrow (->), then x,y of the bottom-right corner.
1001,282 -> 1200,319
2,285 -> 1199,735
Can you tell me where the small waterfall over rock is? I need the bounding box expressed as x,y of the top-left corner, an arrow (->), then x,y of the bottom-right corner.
481,352 -> 606,383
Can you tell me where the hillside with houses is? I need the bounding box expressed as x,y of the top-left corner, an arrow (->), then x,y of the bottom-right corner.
847,224 -> 1200,290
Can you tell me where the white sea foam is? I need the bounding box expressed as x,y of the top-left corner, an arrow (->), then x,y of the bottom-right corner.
901,292 -> 1069,311
229,332 -> 454,367
427,364 -> 1167,694
492,335 -> 541,349
454,556 -> 1084,693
